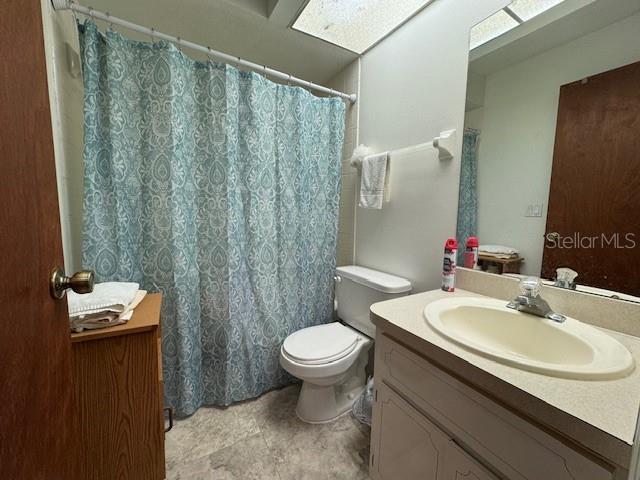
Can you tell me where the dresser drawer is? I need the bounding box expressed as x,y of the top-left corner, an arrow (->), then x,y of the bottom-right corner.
375,333 -> 614,480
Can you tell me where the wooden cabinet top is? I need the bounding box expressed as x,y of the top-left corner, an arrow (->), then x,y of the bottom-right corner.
70,293 -> 162,343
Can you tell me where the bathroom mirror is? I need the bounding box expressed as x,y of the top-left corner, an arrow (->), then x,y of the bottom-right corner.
462,0 -> 640,302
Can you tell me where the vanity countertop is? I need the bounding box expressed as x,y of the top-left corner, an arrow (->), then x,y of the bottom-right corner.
370,288 -> 640,467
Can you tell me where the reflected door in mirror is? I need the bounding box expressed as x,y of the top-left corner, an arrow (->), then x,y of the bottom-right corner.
542,61 -> 640,296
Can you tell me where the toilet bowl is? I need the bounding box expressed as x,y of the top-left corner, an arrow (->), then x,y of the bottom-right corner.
280,266 -> 412,424
280,322 -> 372,423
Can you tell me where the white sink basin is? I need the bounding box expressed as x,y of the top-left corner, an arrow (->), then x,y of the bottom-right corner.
424,297 -> 634,380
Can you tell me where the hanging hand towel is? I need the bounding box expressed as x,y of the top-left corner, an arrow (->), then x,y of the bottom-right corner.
359,152 -> 390,209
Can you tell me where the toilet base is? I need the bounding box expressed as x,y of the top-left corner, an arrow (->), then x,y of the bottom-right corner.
293,350 -> 369,424
295,380 -> 366,424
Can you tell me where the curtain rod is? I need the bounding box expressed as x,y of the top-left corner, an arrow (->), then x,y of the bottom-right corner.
51,0 -> 358,104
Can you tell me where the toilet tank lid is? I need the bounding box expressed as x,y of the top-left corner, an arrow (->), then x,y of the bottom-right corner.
336,266 -> 412,294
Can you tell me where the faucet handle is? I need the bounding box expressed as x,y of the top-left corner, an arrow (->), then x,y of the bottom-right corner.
520,277 -> 542,297
555,267 -> 578,289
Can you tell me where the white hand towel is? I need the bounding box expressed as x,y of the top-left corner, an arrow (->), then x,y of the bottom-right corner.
359,152 -> 390,209
67,281 -> 140,317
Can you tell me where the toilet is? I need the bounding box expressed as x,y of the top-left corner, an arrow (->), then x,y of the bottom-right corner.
280,265 -> 412,423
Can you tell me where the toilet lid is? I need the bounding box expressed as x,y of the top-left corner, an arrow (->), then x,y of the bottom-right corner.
283,323 -> 359,365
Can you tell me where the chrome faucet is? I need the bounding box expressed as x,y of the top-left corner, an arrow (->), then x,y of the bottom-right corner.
507,277 -> 566,323
553,267 -> 578,290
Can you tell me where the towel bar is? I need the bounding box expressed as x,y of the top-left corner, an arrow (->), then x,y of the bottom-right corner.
350,129 -> 457,168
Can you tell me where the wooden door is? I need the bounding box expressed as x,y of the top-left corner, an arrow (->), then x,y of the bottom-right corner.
0,1 -> 81,478
370,382 -> 450,480
542,61 -> 640,296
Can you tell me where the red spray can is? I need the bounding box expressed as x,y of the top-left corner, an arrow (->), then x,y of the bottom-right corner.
463,236 -> 479,269
442,238 -> 458,292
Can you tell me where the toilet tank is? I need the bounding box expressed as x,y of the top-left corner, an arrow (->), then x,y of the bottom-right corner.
335,266 -> 412,338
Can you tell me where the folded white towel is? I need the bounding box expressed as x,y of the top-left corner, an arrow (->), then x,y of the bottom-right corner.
479,245 -> 519,255
67,281 -> 140,317
480,252 -> 519,260
71,290 -> 147,332
359,152 -> 390,209
70,312 -> 122,332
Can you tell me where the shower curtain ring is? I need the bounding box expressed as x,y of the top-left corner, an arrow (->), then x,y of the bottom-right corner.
71,5 -> 79,25
106,12 -> 114,31
177,37 -> 183,52
88,6 -> 94,22
150,27 -> 156,45
287,74 -> 292,86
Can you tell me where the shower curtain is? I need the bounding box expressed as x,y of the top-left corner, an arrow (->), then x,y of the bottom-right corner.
456,129 -> 479,265
79,21 -> 345,417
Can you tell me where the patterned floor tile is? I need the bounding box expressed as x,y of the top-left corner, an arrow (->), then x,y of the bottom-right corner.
165,400 -> 260,472
166,433 -> 280,480
165,384 -> 371,479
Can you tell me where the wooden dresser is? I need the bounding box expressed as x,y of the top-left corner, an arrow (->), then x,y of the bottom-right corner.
70,293 -> 166,479
477,254 -> 524,274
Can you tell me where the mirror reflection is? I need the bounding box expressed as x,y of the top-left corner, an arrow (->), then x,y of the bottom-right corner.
461,0 -> 640,302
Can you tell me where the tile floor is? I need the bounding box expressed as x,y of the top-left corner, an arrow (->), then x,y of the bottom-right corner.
165,384 -> 371,480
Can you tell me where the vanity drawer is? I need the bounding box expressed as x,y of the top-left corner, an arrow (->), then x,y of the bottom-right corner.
375,333 -> 614,480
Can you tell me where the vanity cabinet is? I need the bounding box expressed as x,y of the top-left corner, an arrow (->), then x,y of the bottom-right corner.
443,440 -> 499,480
370,332 -> 621,480
70,293 -> 166,480
374,381 -> 498,480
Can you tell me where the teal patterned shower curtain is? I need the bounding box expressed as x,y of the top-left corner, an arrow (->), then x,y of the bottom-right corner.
456,129 -> 479,265
79,21 -> 345,416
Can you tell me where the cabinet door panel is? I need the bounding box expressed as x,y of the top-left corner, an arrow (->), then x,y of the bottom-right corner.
372,382 -> 449,480
443,441 -> 499,480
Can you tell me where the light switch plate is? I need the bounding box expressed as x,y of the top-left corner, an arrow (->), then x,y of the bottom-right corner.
525,204 -> 543,217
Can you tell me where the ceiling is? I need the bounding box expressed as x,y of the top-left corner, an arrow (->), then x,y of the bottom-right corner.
75,0 -> 359,85
469,0 -> 640,76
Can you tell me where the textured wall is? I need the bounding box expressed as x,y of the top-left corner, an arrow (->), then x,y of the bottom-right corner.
355,0 -> 510,292
327,60 -> 361,267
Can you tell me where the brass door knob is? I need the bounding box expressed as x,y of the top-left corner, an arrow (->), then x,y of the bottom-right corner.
50,267 -> 95,299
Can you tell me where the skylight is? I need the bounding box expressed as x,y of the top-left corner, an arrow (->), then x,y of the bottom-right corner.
292,0 -> 435,54
469,10 -> 519,50
470,0 -> 566,50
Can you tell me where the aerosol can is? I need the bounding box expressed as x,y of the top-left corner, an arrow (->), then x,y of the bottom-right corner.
442,238 -> 458,292
463,236 -> 479,269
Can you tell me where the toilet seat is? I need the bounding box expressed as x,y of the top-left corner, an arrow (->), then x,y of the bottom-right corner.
282,323 -> 359,365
